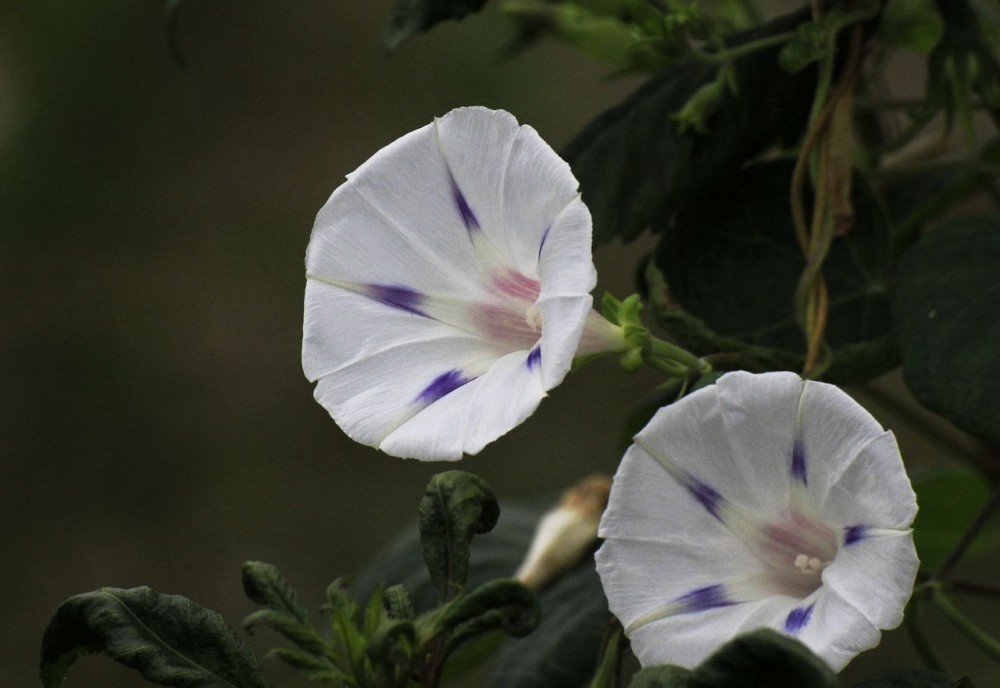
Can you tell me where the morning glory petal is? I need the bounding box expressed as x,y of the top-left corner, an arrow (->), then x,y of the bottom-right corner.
821,431 -> 918,530
596,371 -> 918,672
795,378 -> 890,505
379,349 -> 545,460
502,122 -> 582,276
820,529 -> 919,630
303,107 -> 624,459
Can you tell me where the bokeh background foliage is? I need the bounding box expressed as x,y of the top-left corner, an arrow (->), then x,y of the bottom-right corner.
1,1 -> 998,687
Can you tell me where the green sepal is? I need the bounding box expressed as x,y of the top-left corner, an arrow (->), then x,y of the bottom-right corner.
419,470 -> 500,604
922,0 -> 1000,143
500,1 -> 648,70
778,20 -> 829,73
892,216 -> 1000,447
40,586 -> 270,688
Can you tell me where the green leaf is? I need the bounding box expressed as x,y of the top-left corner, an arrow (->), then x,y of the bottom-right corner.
892,216 -> 1000,447
853,667 -> 968,687
353,496 -> 611,687
419,470 -> 500,603
912,468 -> 999,569
241,562 -> 328,657
241,561 -> 310,624
40,586 -> 270,688
689,629 -> 837,688
628,665 -> 692,687
649,160 -> 896,384
384,0 -> 489,49
486,563 -> 609,688
435,578 -> 539,652
563,4 -> 819,245
263,648 -> 352,683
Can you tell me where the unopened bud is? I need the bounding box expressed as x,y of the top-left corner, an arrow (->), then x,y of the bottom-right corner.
515,474 -> 612,591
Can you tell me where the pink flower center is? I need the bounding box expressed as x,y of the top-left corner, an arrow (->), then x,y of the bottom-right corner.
758,508 -> 838,598
468,270 -> 543,352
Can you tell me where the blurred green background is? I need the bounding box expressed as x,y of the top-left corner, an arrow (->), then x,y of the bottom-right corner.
1,2 -> 997,687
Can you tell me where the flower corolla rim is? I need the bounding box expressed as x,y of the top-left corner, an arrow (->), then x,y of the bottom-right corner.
595,370 -> 919,672
302,106 -> 623,461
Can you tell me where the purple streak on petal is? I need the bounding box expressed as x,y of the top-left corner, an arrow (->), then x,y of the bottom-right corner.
843,525 -> 868,546
537,225 -> 551,259
790,439 -> 807,485
686,475 -> 724,521
416,369 -> 471,404
674,584 -> 733,614
784,604 -> 814,633
366,284 -> 426,316
526,345 -> 542,370
450,177 -> 480,231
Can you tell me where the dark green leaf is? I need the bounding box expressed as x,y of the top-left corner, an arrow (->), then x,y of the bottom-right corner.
241,561 -> 328,657
40,586 -> 270,688
263,648 -> 350,682
436,578 -> 539,652
241,561 -> 309,625
628,665 -> 693,688
486,563 -> 609,688
649,160 -> 896,384
912,468 -> 998,568
689,629 -> 837,688
419,470 -> 500,603
384,0 -> 489,49
853,667 -> 967,687
563,5 -> 820,245
892,216 -> 1000,447
354,495 -> 611,687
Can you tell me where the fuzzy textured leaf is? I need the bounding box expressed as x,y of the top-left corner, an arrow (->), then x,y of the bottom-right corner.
892,216 -> 1000,447
40,586 -> 269,688
419,470 -> 500,603
486,563 -> 609,688
689,629 -> 837,688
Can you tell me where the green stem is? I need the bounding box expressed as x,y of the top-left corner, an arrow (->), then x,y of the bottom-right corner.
906,595 -> 947,673
932,587 -> 1000,664
691,31 -> 795,64
932,484 -> 1000,581
647,336 -> 711,376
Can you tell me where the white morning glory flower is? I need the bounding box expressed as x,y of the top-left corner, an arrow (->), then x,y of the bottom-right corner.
303,107 -> 626,461
595,371 -> 919,672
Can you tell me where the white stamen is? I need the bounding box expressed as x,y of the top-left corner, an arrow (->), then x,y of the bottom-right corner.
794,553 -> 829,575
